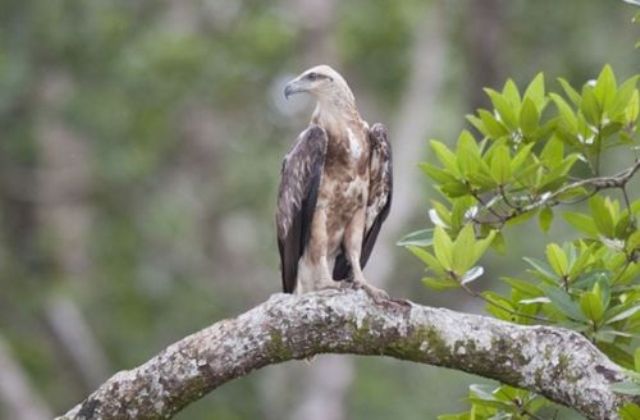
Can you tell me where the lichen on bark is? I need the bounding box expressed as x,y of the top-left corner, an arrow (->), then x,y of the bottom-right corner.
57,289 -> 639,420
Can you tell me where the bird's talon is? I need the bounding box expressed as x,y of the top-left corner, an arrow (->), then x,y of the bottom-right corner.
318,280 -> 340,291
339,281 -> 352,290
352,282 -> 389,302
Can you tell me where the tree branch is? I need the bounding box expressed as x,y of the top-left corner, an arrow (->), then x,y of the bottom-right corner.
57,289 -> 638,420
472,159 -> 640,227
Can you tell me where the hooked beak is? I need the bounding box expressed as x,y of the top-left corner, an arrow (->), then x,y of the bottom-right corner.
284,79 -> 306,100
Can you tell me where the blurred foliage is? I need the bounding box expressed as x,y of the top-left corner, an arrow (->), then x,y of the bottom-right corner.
0,0 -> 639,419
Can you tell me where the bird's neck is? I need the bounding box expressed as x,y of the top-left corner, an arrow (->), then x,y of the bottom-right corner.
312,97 -> 361,134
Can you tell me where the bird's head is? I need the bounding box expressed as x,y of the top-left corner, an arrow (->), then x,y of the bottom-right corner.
284,65 -> 355,107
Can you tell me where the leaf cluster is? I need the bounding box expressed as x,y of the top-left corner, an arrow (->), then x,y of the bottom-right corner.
401,65 -> 640,418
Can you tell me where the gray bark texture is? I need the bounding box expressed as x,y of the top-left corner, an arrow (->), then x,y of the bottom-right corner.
57,289 -> 638,420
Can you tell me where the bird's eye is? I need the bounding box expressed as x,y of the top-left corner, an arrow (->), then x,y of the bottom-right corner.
307,72 -> 319,81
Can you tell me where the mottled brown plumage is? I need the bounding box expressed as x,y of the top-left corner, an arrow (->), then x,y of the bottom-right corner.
276,65 -> 392,299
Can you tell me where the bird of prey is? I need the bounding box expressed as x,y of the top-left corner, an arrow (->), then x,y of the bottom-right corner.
276,65 -> 392,300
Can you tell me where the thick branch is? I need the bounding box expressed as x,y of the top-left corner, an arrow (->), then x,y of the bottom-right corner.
57,289 -> 637,420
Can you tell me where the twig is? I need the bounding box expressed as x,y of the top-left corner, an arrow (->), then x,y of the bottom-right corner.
474,159 -> 640,227
458,281 -> 549,323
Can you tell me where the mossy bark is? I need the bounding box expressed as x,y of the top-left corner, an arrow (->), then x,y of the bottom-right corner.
58,289 -> 638,420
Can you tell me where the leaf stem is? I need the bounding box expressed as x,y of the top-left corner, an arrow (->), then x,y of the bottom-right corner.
458,281 -> 549,323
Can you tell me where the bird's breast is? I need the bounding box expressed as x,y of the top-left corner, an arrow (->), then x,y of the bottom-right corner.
316,173 -> 368,242
317,125 -> 370,225
324,127 -> 369,174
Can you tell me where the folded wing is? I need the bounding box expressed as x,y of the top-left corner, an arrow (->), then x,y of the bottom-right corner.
276,126 -> 328,293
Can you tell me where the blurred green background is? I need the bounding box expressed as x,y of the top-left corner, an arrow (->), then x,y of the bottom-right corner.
0,1 -> 638,419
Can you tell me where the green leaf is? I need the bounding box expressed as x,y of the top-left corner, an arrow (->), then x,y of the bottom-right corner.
523,257 -> 557,281
490,144 -> 511,184
397,229 -> 433,247
502,276 -> 542,296
467,114 -> 489,137
550,93 -> 578,134
485,88 -> 517,129
422,276 -> 459,291
483,291 -> 516,321
589,196 -> 615,237
620,403 -> 640,420
450,196 -> 477,233
600,343 -> 634,368
473,231 -> 497,265
491,231 -> 506,254
524,73 -> 545,109
419,163 -> 457,184
433,226 -> 454,270
407,246 -> 443,274
600,121 -> 624,139
557,77 -> 581,105
510,142 -> 535,174
441,182 -> 469,198
555,185 -> 588,202
520,98 -> 539,136
546,243 -> 569,276
430,140 -> 460,176
453,224 -> 476,273
573,269 -> 608,290
539,207 -> 553,233
502,79 -> 522,110
568,246 -> 596,279
467,398 -> 514,412
605,305 -> 640,324
594,64 -> 617,111
563,212 -> 599,236
594,328 -> 631,343
627,90 -> 640,122
616,262 -> 640,285
635,347 -> 640,373
437,414 -> 469,420
477,109 -> 509,138
581,86 -> 601,125
616,214 -> 633,238
593,278 -> 610,308
456,130 -> 482,176
580,291 -> 604,322
611,381 -> 640,396
540,135 -> 564,163
627,231 -> 640,252
610,75 -> 638,118
541,153 -> 579,186
540,284 -> 586,321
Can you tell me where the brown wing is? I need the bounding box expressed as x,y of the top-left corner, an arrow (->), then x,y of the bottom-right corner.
276,126 -> 327,293
333,123 -> 392,280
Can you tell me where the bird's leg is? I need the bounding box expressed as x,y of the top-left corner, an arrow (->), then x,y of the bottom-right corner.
295,256 -> 314,294
314,255 -> 340,291
343,209 -> 389,302
308,208 -> 340,291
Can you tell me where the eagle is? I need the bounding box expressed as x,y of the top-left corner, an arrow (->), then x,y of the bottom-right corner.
276,65 -> 392,301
